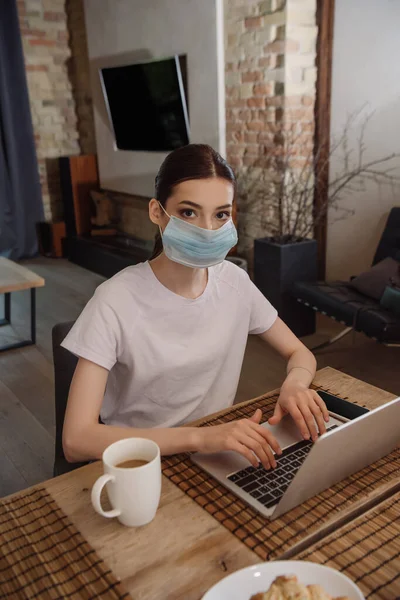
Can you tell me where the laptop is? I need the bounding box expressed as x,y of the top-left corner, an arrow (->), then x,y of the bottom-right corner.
191,395 -> 400,520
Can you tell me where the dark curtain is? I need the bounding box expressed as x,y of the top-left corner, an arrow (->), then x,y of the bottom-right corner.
0,0 -> 44,259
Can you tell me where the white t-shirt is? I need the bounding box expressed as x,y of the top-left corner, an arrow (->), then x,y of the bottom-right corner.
61,260 -> 277,429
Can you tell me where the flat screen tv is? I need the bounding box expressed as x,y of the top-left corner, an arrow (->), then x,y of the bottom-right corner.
100,55 -> 190,152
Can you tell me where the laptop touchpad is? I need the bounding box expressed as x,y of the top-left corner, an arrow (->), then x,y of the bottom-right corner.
261,414 -> 343,450
261,416 -> 303,450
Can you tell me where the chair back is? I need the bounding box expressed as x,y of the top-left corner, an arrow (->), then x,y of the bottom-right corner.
52,321 -> 88,476
373,207 -> 400,265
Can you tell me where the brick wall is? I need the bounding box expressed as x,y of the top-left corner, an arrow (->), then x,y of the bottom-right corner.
224,0 -> 317,259
66,0 -> 96,156
17,0 -> 95,221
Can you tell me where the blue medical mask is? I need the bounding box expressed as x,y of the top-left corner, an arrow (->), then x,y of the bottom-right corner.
158,203 -> 238,268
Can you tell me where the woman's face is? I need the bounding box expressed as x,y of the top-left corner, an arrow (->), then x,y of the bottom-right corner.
149,177 -> 234,231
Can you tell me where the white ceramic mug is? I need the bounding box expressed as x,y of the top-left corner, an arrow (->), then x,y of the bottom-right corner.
91,438 -> 161,527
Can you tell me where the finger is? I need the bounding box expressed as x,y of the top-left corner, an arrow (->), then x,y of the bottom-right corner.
298,402 -> 318,441
230,440 -> 259,467
248,421 -> 282,455
237,432 -> 274,469
309,398 -> 327,436
268,403 -> 285,426
249,408 -> 262,424
247,430 -> 278,468
312,391 -> 330,422
285,403 -> 310,440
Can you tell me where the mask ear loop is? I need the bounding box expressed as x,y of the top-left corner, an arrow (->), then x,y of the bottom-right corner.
158,201 -> 171,218
157,202 -> 171,238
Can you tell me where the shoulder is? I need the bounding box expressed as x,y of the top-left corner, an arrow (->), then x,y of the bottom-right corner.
91,261 -> 151,311
95,263 -> 152,302
212,260 -> 250,295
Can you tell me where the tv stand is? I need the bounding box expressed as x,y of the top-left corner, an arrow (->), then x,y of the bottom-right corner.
67,234 -> 152,279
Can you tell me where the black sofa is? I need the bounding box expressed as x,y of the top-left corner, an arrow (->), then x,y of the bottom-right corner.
293,208 -> 400,348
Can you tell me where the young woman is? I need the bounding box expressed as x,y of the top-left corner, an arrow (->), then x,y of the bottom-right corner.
62,144 -> 328,470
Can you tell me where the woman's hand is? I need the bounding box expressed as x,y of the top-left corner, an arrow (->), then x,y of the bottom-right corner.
196,409 -> 282,469
269,382 -> 330,442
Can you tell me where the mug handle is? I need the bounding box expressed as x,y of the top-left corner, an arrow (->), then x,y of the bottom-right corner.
91,474 -> 122,519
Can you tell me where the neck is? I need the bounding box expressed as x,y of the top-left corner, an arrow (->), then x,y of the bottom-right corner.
149,253 -> 208,299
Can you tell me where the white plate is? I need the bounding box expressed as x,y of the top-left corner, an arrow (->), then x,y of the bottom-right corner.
202,561 -> 365,600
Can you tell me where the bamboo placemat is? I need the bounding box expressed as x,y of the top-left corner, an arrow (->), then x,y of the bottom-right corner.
0,487 -> 131,600
295,491 -> 400,599
162,387 -> 400,561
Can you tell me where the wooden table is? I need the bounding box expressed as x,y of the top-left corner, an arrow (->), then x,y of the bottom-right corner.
0,257 -> 44,352
293,490 -> 400,599
4,368 -> 399,599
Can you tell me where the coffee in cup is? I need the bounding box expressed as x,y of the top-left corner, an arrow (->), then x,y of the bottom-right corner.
115,459 -> 149,469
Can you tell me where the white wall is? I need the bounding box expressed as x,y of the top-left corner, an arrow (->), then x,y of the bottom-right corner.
84,0 -> 225,198
327,0 -> 400,280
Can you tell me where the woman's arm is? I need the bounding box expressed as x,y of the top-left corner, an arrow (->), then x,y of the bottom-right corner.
259,318 -> 329,440
63,358 -> 282,469
63,357 -> 201,462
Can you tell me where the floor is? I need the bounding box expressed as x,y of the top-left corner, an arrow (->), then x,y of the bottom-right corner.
0,258 -> 399,498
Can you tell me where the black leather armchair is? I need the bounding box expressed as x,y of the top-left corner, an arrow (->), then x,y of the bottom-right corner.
52,321 -> 89,476
293,208 -> 400,349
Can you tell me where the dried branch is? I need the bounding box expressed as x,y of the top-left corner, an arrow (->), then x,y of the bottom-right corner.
237,106 -> 400,245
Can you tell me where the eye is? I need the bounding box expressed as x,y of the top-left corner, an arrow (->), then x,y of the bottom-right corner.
216,211 -> 231,220
180,209 -> 196,218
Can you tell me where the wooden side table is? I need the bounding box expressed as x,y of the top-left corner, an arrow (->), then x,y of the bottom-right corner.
0,258 -> 45,352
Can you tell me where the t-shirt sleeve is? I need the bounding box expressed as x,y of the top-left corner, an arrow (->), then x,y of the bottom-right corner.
61,285 -> 122,370
247,276 -> 278,335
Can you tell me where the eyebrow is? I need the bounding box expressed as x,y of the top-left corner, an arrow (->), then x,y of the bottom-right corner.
178,200 -> 232,210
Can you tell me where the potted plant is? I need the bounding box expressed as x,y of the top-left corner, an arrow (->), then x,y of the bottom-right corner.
237,110 -> 400,337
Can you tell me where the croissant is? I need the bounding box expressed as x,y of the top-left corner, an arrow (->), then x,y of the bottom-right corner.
250,575 -> 352,600
307,585 -> 332,600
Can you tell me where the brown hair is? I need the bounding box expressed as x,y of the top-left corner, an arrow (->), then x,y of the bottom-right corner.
150,144 -> 236,260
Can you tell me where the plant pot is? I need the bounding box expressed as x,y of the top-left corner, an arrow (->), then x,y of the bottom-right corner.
226,256 -> 248,272
254,237 -> 317,337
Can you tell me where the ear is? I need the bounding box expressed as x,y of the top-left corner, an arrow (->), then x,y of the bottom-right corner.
149,198 -> 162,226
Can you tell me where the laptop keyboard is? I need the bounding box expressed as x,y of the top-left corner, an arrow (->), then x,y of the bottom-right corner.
227,425 -> 338,509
